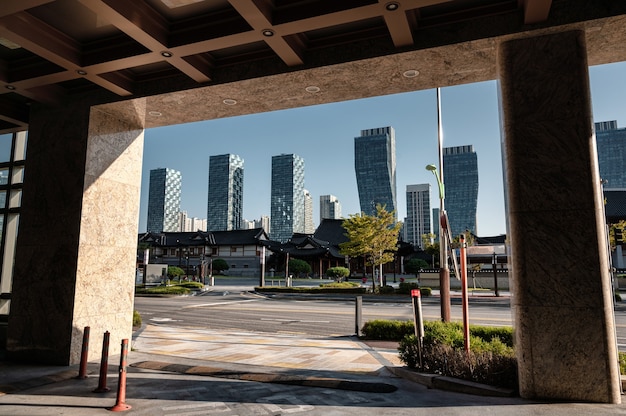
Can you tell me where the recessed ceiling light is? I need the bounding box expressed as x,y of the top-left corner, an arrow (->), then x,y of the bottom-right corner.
386,2 -> 400,11
161,51 -> 173,58
5,85 -> 15,90
403,69 -> 420,78
262,29 -> 274,37
77,69 -> 87,75
223,99 -> 237,105
148,111 -> 162,117
305,86 -> 320,93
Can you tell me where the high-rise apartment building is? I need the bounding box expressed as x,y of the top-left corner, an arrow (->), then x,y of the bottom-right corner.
255,215 -> 270,233
303,189 -> 315,234
442,145 -> 479,236
207,154 -> 244,231
404,184 -> 431,248
354,127 -> 397,218
595,121 -> 626,189
320,194 -> 342,222
270,154 -> 305,242
147,168 -> 182,232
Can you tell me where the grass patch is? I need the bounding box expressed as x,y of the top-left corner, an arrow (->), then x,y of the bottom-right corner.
135,285 -> 192,295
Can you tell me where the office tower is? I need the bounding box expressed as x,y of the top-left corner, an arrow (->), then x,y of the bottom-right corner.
432,208 -> 440,242
303,189 -> 315,234
443,145 -> 479,236
320,194 -> 342,221
207,154 -> 244,231
595,121 -> 626,189
354,126 -> 397,218
255,215 -> 271,233
405,184 -> 431,248
147,168 -> 182,232
271,154 -> 305,243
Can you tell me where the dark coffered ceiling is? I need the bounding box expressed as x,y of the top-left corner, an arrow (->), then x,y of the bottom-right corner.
0,0 -> 624,132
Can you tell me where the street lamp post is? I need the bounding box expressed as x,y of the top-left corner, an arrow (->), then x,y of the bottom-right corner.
426,87 -> 451,322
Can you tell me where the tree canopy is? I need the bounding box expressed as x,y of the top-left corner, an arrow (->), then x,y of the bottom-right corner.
339,204 -> 402,287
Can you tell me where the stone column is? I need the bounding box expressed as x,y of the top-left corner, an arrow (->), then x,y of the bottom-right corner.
498,31 -> 621,403
7,98 -> 145,365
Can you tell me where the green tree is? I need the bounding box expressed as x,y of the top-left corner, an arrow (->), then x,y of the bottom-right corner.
422,233 -> 439,267
167,266 -> 185,280
288,258 -> 312,276
326,266 -> 350,282
211,258 -> 229,274
339,204 -> 402,289
405,258 -> 429,279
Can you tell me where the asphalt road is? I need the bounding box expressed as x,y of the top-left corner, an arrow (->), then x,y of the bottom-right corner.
134,286 -> 626,351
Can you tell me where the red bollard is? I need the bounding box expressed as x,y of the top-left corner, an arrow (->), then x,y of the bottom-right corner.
109,339 -> 132,412
76,326 -> 90,379
93,331 -> 111,393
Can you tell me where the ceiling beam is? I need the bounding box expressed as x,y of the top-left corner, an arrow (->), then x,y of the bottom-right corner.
520,0 -> 552,24
0,0 -> 53,18
79,0 -> 212,83
229,0 -> 304,66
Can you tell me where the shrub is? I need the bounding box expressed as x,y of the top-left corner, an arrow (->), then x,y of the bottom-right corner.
378,284 -> 395,294
326,267 -> 350,280
397,321 -> 518,389
135,285 -> 191,295
133,310 -> 142,328
396,282 -> 432,296
177,281 -> 204,289
320,281 -> 359,288
361,319 -> 415,340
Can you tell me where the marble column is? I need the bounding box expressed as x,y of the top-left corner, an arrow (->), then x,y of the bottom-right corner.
498,31 -> 621,403
7,98 -> 145,365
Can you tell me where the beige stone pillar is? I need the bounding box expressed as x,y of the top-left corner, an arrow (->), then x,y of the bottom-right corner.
498,31 -> 621,403
7,98 -> 145,365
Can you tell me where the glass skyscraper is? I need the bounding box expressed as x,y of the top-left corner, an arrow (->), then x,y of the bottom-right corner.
405,184 -> 431,248
207,154 -> 244,231
596,120 -> 626,189
354,127 -> 397,218
270,154 -> 305,243
147,168 -> 182,232
443,145 -> 478,236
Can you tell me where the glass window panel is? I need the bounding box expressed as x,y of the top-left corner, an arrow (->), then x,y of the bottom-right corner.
0,191 -> 5,208
9,189 -> 21,209
0,169 -> 8,185
13,131 -> 27,161
11,166 -> 23,184
0,134 -> 11,163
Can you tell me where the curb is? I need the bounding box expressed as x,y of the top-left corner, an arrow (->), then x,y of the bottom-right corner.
386,366 -> 516,397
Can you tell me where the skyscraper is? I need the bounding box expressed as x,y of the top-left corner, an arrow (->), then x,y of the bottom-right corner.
271,154 -> 305,242
595,120 -> 626,189
443,145 -> 479,236
320,194 -> 342,221
147,168 -> 182,232
207,154 -> 244,231
354,126 -> 397,218
405,184 -> 431,248
303,189 -> 315,234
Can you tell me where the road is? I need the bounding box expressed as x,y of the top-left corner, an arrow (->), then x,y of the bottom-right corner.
134,286 -> 626,351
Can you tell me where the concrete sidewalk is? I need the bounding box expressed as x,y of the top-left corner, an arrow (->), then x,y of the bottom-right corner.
1,323 -> 626,415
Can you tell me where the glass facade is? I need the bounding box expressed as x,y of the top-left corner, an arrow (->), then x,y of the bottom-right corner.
270,154 -> 305,243
0,131 -> 27,317
405,184 -> 431,248
354,127 -> 397,218
207,154 -> 244,231
596,121 -> 626,189
443,145 -> 479,236
146,168 -> 182,232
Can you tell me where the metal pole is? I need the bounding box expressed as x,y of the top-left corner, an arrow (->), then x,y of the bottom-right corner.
260,245 -> 266,287
437,87 -> 451,322
460,234 -> 470,353
493,252 -> 499,297
411,289 -> 424,369
355,296 -> 363,337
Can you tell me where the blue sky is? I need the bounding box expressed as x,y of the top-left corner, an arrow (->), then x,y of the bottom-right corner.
139,61 -> 626,237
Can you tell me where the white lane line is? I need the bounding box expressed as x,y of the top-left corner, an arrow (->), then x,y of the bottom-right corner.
183,299 -> 259,308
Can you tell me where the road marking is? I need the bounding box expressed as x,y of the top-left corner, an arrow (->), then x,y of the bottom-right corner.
182,299 -> 259,309
261,318 -> 330,323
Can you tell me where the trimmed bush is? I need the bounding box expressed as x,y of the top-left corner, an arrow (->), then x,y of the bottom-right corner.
135,285 -> 191,295
361,319 -> 415,340
320,281 -> 359,288
177,281 -> 204,289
